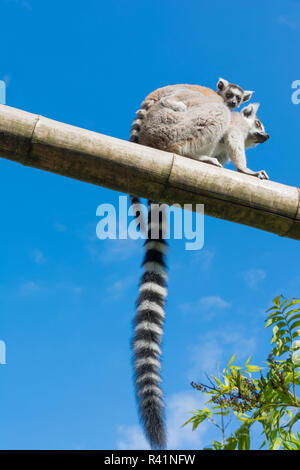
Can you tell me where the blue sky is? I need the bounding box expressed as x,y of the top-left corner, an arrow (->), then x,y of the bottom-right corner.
0,0 -> 299,450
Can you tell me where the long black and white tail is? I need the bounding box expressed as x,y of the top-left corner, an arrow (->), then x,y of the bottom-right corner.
130,195 -> 146,235
129,97 -> 155,235
132,201 -> 168,449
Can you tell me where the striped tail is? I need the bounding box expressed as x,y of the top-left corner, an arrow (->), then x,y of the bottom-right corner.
129,98 -> 155,235
130,195 -> 146,235
132,200 -> 168,449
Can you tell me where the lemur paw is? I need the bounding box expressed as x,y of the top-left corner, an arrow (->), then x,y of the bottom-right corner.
199,156 -> 223,167
160,98 -> 187,112
211,159 -> 223,168
174,102 -> 187,112
255,170 -> 269,180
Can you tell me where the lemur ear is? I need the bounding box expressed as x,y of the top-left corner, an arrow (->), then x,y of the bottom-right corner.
217,78 -> 229,91
242,90 -> 254,103
242,102 -> 260,118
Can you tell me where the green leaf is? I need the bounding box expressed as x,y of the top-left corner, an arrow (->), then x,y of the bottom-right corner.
182,409 -> 212,430
292,354 -> 300,366
270,437 -> 282,450
292,340 -> 300,351
266,305 -> 280,313
273,322 -> 288,331
245,355 -> 252,366
290,320 -> 300,331
282,300 -> 300,313
224,437 -> 238,450
238,428 -> 250,450
212,376 -> 223,387
266,310 -> 282,319
283,432 -> 300,450
272,337 -> 291,356
228,354 -> 236,367
292,330 -> 300,340
246,365 -> 264,372
287,312 -> 300,325
286,411 -> 300,428
273,296 -> 282,308
271,326 -> 289,344
265,316 -> 284,328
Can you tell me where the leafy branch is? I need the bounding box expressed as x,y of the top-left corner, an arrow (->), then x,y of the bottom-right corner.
183,296 -> 300,450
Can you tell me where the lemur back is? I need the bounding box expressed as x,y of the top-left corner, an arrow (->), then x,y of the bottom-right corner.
130,84 -> 222,144
130,79 -> 253,145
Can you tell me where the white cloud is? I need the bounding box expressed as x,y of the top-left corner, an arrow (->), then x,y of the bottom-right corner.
19,281 -> 40,295
191,249 -> 215,271
116,392 -> 207,450
180,295 -> 230,315
167,392 -> 207,450
188,338 -> 224,378
54,223 -> 67,232
242,269 -> 266,288
187,327 -> 257,380
88,238 -> 142,264
32,249 -> 46,264
17,280 -> 83,297
5,0 -> 32,10
277,16 -> 298,30
106,276 -> 135,300
117,425 -> 150,450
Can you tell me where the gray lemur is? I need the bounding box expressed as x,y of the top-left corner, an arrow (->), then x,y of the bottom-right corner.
129,80 -> 254,227
134,86 -> 269,179
129,83 -> 269,450
130,78 -> 253,145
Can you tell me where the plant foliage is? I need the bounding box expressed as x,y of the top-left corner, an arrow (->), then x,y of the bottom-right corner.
183,296 -> 300,450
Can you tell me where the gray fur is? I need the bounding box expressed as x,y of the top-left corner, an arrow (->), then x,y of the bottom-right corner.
137,89 -> 269,179
130,80 -> 252,144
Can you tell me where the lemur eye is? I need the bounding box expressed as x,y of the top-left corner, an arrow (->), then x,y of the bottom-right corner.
255,120 -> 261,128
226,92 -> 233,99
236,96 -> 241,103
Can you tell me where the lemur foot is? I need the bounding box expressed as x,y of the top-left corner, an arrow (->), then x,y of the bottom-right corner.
198,156 -> 223,167
160,97 -> 187,112
255,170 -> 269,180
238,168 -> 269,180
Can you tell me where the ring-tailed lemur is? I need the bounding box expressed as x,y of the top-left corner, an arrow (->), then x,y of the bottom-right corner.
129,82 -> 269,449
130,79 -> 253,145
129,79 -> 253,228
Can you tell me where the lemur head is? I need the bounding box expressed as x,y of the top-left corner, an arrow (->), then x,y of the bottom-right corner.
241,103 -> 270,147
217,78 -> 253,109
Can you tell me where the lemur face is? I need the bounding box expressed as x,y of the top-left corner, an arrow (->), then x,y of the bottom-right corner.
241,103 -> 270,147
217,78 -> 253,109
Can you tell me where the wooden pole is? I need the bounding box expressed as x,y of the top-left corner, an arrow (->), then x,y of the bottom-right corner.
0,104 -> 299,240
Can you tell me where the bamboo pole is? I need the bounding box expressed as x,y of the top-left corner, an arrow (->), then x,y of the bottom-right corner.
0,104 -> 299,240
